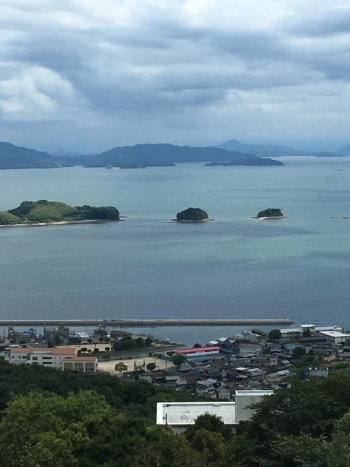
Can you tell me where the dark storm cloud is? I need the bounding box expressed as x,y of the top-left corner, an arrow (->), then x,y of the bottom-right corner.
1,1 -> 350,150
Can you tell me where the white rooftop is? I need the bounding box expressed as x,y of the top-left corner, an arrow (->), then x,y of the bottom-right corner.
157,402 -> 236,426
315,326 -> 343,332
320,331 -> 349,338
235,390 -> 273,396
280,328 -> 301,334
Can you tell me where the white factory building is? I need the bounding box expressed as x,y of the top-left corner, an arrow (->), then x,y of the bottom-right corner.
157,390 -> 273,432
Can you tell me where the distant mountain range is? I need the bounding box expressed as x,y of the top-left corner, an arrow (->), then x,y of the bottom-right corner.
0,141 -> 283,169
72,143 -> 282,167
216,139 -> 350,158
2,139 -> 350,170
337,144 -> 350,156
49,150 -> 85,158
215,139 -> 305,157
0,142 -> 64,169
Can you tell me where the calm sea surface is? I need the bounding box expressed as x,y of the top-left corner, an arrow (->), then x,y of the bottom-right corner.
0,157 -> 349,344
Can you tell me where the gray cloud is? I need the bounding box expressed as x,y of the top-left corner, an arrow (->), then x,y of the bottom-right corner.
1,0 -> 350,151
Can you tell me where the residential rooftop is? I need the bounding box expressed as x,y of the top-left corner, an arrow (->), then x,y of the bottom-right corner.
174,346 -> 220,354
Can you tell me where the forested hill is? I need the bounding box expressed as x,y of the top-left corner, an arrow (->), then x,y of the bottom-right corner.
216,139 -> 305,157
72,143 -> 283,167
0,141 -> 73,169
2,358 -> 350,466
0,141 -> 283,169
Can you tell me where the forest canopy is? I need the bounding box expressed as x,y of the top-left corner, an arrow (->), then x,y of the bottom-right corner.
0,200 -> 120,224
176,207 -> 209,221
257,208 -> 283,218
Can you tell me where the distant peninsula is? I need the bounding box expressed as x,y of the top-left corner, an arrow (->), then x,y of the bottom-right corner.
175,207 -> 210,222
0,141 -> 284,169
205,158 -> 283,167
73,144 -> 284,168
0,200 -> 120,226
257,208 -> 284,219
215,139 -> 306,157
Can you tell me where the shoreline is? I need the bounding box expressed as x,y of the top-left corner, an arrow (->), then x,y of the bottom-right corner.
252,216 -> 286,220
171,218 -> 214,223
0,219 -> 123,229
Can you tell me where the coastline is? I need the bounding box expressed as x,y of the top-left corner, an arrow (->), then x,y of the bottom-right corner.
253,216 -> 286,220
0,219 -> 123,229
171,218 -> 214,223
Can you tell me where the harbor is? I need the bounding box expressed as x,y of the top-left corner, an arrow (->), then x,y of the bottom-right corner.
0,318 -> 294,328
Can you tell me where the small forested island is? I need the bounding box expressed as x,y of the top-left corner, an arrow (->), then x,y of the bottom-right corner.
257,208 -> 284,219
0,200 -> 120,226
175,207 -> 210,222
205,158 -> 283,167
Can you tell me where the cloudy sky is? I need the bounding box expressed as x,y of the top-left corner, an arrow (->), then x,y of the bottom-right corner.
1,0 -> 350,153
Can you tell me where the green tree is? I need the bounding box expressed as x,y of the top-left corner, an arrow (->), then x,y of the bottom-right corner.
186,413 -> 233,442
229,375 -> 350,467
0,211 -> 20,225
138,425 -> 203,467
272,434 -> 327,467
113,340 -> 123,351
190,429 -> 228,466
0,390 -> 111,467
269,329 -> 282,340
293,346 -> 307,359
172,354 -> 186,367
146,362 -> 156,371
176,207 -> 209,221
136,337 -> 146,348
145,337 -> 153,347
327,411 -> 350,467
115,362 -> 128,375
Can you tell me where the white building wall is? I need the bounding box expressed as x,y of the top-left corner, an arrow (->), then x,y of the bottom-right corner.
235,390 -> 273,422
10,351 -> 31,364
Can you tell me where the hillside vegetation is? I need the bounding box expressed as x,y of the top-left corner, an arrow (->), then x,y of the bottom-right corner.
0,200 -> 120,224
176,207 -> 209,221
1,359 -> 350,466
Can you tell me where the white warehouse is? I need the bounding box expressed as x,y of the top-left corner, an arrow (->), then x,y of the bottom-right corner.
157,389 -> 273,432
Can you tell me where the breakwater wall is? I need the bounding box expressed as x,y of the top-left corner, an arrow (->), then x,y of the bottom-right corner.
0,318 -> 294,328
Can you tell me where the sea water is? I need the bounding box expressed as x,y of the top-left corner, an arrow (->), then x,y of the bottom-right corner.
0,157 -> 349,344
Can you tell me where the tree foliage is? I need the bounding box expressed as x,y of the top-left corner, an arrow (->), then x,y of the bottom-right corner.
4,200 -> 120,224
293,346 -> 307,359
257,208 -> 283,218
176,207 -> 209,221
269,329 -> 282,340
172,354 -> 186,366
115,362 -> 128,373
2,358 -> 350,466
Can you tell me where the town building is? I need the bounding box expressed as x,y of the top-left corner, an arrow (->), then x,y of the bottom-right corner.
279,324 -> 344,339
62,356 -> 98,372
174,346 -> 220,361
157,389 -> 273,432
235,390 -> 273,421
319,331 -> 350,345
7,346 -> 97,372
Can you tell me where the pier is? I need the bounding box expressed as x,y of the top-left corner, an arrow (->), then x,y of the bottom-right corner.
0,318 -> 294,328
